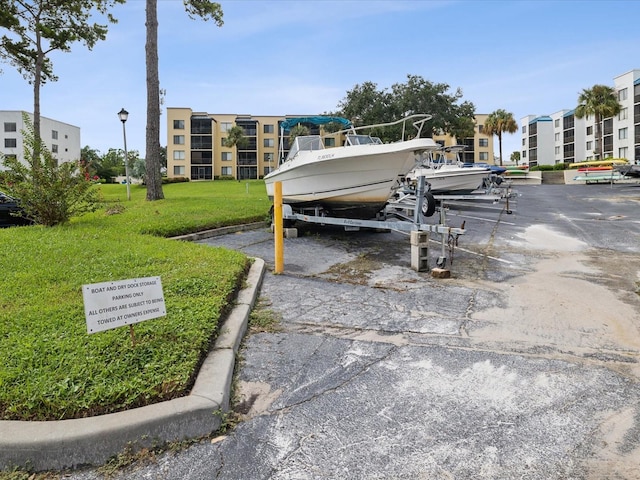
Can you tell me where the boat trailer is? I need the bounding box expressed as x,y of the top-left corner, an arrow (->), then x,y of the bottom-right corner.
389,178 -> 516,216
278,176 -> 466,275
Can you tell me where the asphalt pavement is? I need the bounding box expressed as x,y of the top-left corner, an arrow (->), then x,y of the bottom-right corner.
67,184 -> 640,479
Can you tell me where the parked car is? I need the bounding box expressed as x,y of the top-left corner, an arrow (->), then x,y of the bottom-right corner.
0,191 -> 32,227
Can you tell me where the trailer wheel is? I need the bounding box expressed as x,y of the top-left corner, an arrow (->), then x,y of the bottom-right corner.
269,204 -> 295,228
420,192 -> 437,219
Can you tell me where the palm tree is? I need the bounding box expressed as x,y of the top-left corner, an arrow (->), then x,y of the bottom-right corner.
288,124 -> 310,146
223,126 -> 248,180
484,109 -> 518,166
574,84 -> 621,160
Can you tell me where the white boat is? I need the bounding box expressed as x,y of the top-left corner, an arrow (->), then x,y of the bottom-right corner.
264,115 -> 441,219
406,145 -> 490,194
615,163 -> 640,178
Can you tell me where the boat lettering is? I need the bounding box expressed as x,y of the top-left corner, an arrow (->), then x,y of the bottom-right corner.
317,153 -> 335,160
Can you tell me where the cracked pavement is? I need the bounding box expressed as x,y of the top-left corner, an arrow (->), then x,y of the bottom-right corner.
68,184 -> 640,479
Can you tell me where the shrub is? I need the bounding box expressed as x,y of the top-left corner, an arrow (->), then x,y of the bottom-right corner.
162,177 -> 190,184
532,164 -> 554,171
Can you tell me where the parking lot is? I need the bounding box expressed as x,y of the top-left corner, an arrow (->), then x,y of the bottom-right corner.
70,184 -> 640,479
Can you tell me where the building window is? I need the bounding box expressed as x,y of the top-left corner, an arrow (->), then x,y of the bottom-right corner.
522,151 -> 526,158
220,122 -> 232,132
586,126 -> 593,135
522,138 -> 525,146
554,133 -> 560,142
478,138 -> 488,147
52,130 -> 58,140
264,152 -> 274,162
192,136 -> 213,150
477,125 -> 483,133
264,166 -> 273,176
173,150 -> 185,160
222,152 -> 232,161
191,150 -> 212,164
619,108 -> 628,121
191,117 -> 211,134
586,141 -> 593,150
555,146 -> 561,155
522,125 -> 526,134
221,166 -> 232,176
173,135 -> 185,145
173,119 -> 185,129
619,147 -> 628,159
4,122 -> 16,132
52,144 -> 58,153
4,138 -> 17,148
263,124 -> 274,134
479,152 -> 488,161
618,88 -> 628,101
619,128 -> 628,140
554,119 -> 560,127
264,138 -> 274,148
173,165 -> 185,175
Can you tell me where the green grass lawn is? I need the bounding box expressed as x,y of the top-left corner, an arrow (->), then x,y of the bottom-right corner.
0,180 -> 270,421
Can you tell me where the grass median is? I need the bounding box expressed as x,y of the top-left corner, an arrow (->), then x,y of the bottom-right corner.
0,180 -> 270,421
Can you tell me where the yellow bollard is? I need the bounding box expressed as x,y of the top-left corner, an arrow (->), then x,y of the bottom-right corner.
274,181 -> 284,274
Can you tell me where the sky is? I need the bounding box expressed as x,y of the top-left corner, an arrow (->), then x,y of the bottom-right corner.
2,0 -> 639,161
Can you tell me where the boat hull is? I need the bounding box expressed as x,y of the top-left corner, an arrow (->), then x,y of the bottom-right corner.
615,164 -> 640,177
265,139 -> 438,218
409,166 -> 489,194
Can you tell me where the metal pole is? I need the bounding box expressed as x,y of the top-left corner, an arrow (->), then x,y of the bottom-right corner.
122,121 -> 130,201
274,181 -> 284,274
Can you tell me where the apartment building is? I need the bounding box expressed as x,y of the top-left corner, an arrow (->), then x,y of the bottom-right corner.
0,111 -> 81,169
167,108 -> 495,181
520,69 -> 640,166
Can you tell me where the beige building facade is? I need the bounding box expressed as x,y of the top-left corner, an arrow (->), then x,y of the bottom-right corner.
166,108 -> 496,181
433,114 -> 495,163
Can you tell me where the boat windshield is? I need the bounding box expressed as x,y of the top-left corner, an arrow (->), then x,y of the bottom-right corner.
345,134 -> 383,146
286,135 -> 324,161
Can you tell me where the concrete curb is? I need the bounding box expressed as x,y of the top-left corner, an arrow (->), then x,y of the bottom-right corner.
0,258 -> 265,471
171,221 -> 269,242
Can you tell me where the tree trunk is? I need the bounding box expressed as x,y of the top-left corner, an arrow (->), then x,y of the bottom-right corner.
33,30 -> 44,161
595,113 -> 603,160
145,0 -> 164,200
497,132 -> 503,166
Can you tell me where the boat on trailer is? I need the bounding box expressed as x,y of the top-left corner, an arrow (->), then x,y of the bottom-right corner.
614,163 -> 640,178
406,145 -> 491,194
264,114 -> 440,219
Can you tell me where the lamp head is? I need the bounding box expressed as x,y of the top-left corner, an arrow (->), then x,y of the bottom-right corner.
118,108 -> 129,123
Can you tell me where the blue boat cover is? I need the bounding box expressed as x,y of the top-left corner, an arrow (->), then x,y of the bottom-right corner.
280,116 -> 351,130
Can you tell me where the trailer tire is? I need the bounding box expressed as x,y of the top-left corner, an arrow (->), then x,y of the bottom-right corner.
269,205 -> 295,228
421,192 -> 437,219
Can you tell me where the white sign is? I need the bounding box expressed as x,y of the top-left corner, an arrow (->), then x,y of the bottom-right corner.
83,276 -> 166,334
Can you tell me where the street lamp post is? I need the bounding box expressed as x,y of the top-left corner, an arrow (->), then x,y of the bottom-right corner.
118,108 -> 131,201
